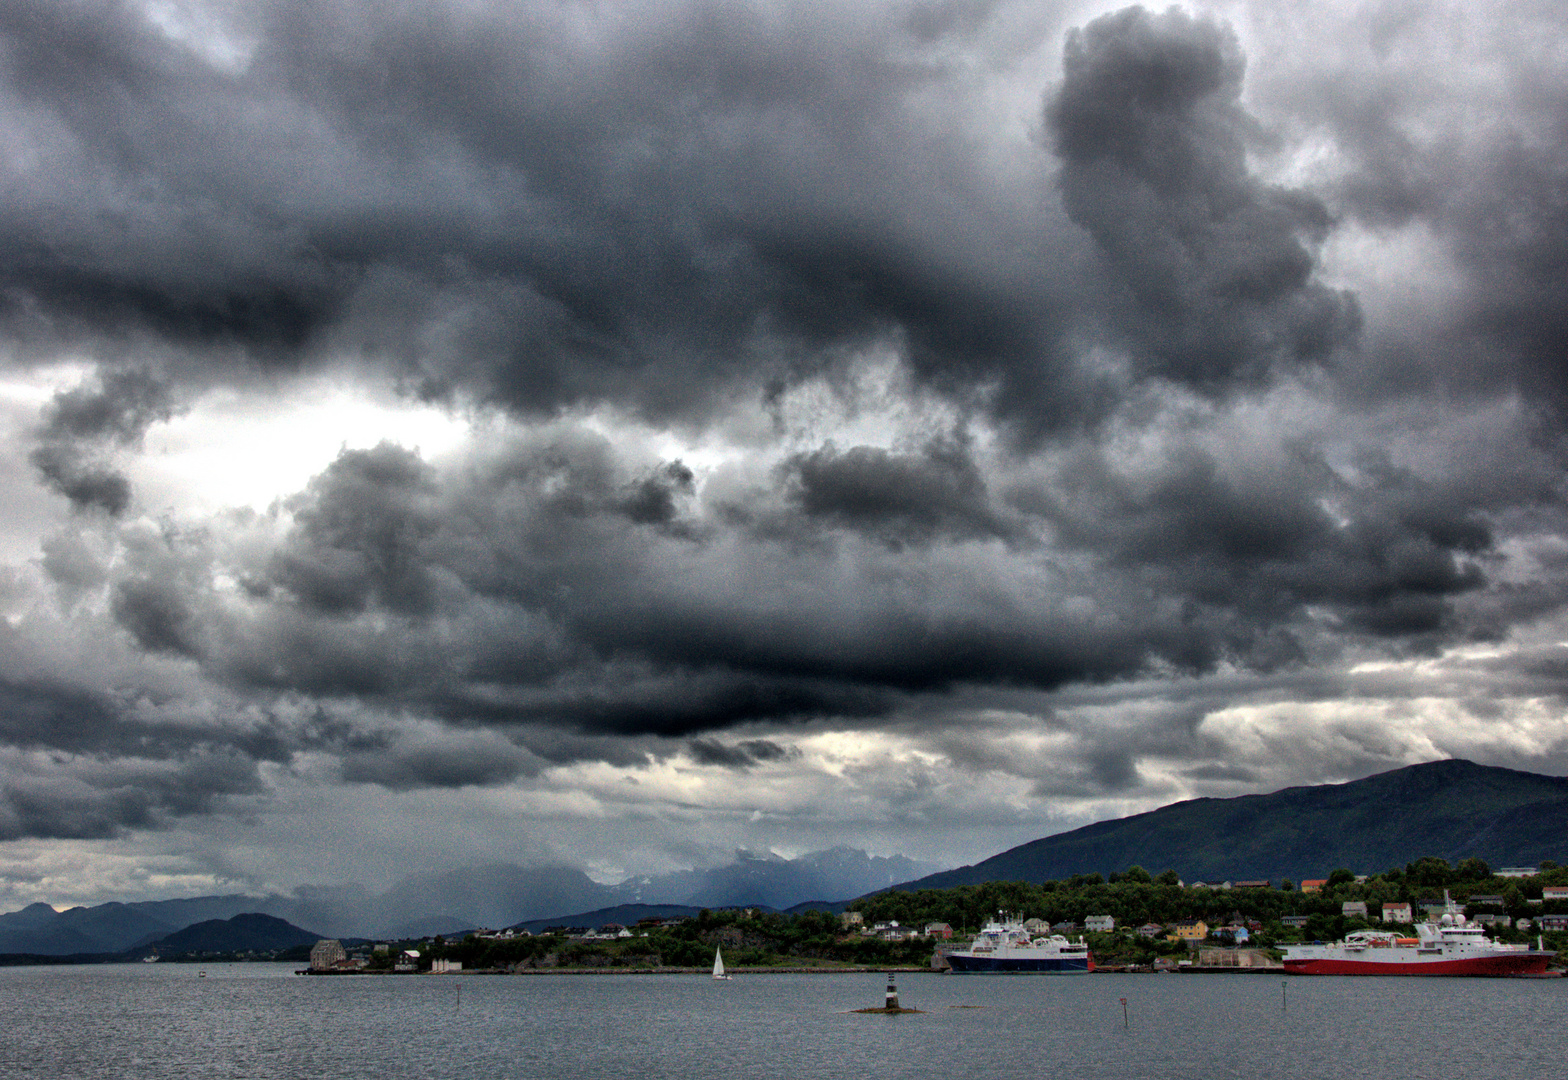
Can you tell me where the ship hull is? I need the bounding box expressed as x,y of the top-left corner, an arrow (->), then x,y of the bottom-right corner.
1283,953 -> 1551,977
946,954 -> 1091,974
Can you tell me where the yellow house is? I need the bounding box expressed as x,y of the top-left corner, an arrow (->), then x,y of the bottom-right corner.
1300,879 -> 1327,894
1168,919 -> 1208,942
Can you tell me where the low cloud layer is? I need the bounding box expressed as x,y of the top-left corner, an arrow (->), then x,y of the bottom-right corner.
2,0 -> 1568,906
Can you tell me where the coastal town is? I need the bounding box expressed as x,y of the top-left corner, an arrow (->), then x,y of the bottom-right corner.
299,859 -> 1568,975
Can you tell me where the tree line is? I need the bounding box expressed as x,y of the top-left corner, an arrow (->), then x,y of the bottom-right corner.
395,856 -> 1567,971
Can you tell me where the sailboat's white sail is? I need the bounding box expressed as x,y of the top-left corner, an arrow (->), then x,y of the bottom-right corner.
712,946 -> 730,979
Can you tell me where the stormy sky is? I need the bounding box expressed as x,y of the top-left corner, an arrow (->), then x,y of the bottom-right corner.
3,0 -> 1568,909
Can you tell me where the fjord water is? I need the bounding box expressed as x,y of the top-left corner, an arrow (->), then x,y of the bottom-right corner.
1,965 -> 1562,1079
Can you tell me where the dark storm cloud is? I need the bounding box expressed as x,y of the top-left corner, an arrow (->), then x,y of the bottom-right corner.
687,738 -> 796,769
0,664 -> 276,841
1048,6 -> 1359,387
28,369 -> 175,515
0,0 -> 1093,430
51,381 -> 1548,768
3,0 -> 1568,832
270,443 -> 442,618
110,575 -> 203,657
1450,139 -> 1568,408
339,732 -> 540,790
35,370 -> 175,445
0,676 -> 119,755
0,750 -> 264,842
618,462 -> 697,530
784,434 -> 1016,546
1024,434 -> 1516,657
28,446 -> 131,515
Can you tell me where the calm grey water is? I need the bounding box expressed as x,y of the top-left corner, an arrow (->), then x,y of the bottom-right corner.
0,964 -> 1562,1079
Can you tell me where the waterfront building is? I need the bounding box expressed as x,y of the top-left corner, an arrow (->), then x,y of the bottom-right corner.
309,940 -> 346,972
1197,948 -> 1277,968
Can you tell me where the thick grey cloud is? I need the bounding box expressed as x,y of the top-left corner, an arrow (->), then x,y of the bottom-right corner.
28,369 -> 175,514
2,1 -> 1568,889
0,747 -> 264,842
1048,5 -> 1358,388
784,434 -> 1015,547
0,0 -> 1080,430
687,737 -> 797,769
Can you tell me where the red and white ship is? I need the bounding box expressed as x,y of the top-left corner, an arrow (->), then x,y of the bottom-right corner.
1280,893 -> 1554,976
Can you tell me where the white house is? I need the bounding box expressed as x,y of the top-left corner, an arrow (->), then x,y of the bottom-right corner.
1084,915 -> 1115,932
1381,902 -> 1412,923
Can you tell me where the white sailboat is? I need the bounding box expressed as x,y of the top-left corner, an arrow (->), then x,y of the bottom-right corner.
712,946 -> 732,980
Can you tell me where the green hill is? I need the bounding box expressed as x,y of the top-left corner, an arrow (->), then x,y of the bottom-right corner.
897,759 -> 1568,889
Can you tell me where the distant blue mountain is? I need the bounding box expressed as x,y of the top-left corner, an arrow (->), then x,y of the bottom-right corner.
0,847 -> 938,952
0,901 -> 176,956
607,847 -> 939,910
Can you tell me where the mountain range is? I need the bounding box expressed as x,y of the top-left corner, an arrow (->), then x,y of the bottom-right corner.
0,846 -> 937,954
6,760 -> 1566,956
895,758 -> 1568,891
145,913 -> 321,957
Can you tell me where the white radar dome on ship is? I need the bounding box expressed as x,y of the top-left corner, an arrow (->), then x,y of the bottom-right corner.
1440,914 -> 1455,926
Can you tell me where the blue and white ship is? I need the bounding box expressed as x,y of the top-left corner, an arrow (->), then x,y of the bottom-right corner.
944,914 -> 1094,974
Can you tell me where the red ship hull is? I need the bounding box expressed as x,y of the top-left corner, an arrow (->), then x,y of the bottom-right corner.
1283,953 -> 1552,976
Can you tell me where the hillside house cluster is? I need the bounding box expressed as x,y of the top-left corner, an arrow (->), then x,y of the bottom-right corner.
1187,880 -> 1272,890
855,920 -> 957,942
